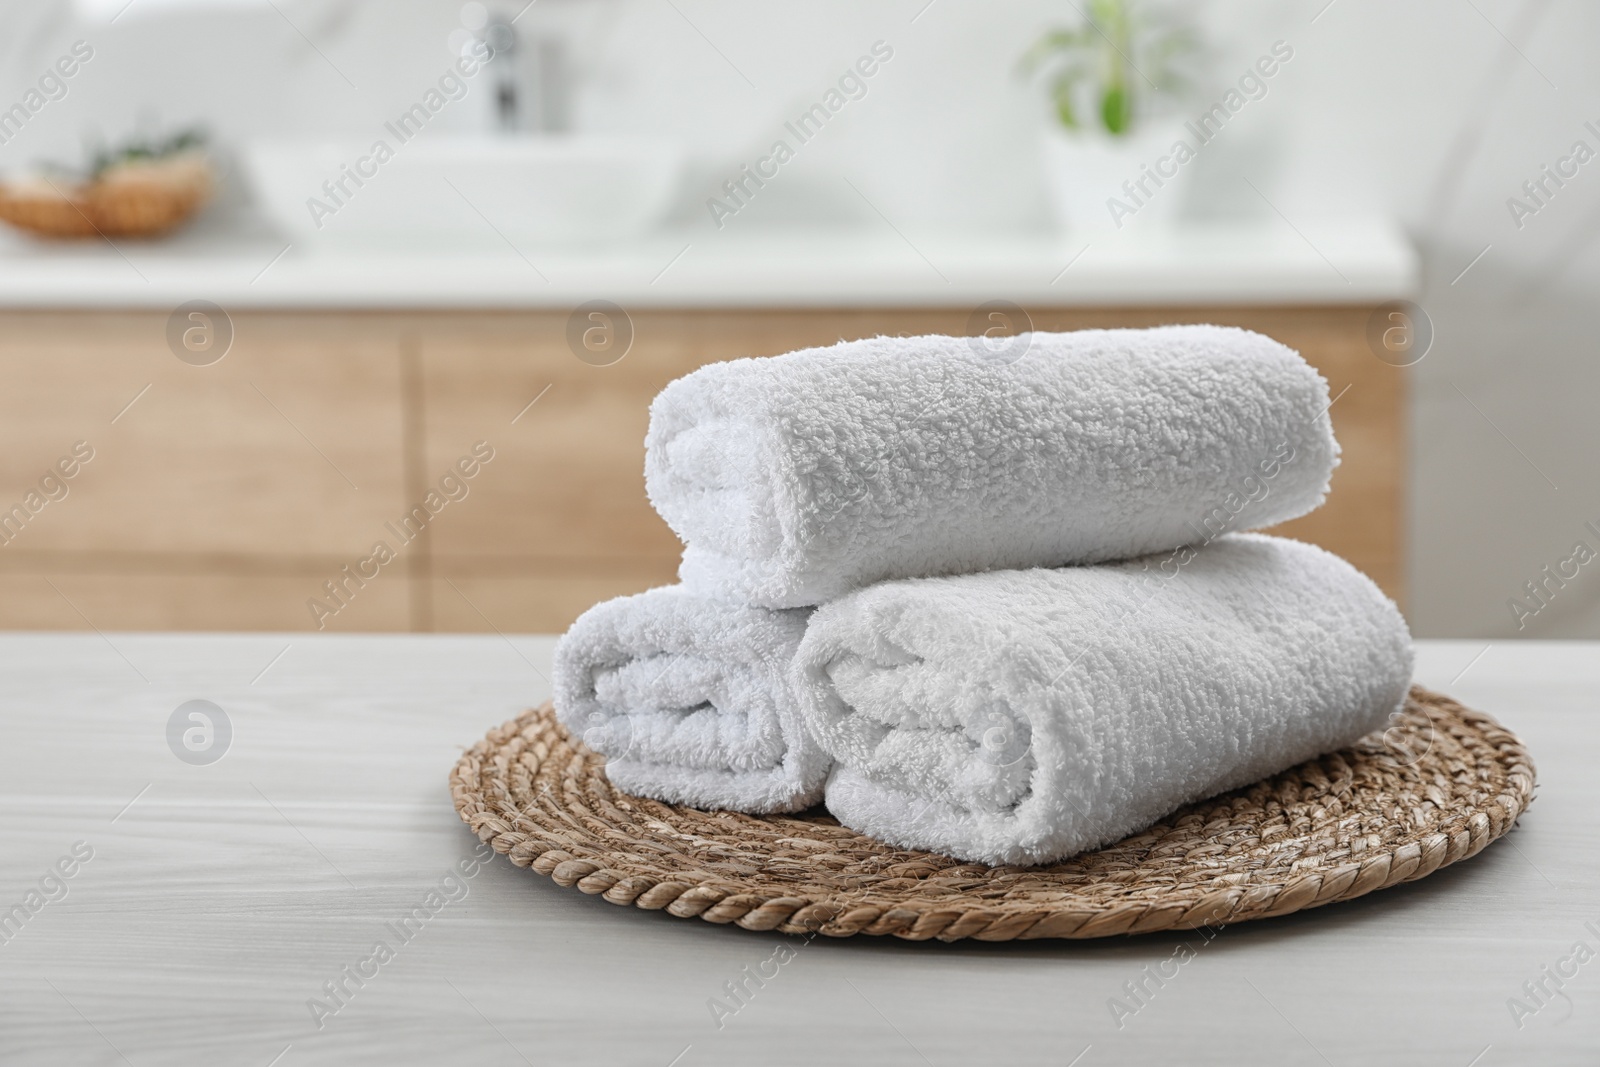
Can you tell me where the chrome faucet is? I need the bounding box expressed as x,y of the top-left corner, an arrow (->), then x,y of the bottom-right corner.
484,15 -> 568,133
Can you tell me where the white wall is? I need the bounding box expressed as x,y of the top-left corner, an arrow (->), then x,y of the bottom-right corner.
3,0 -> 1597,638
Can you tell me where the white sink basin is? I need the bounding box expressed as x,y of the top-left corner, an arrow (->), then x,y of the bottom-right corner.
243,134 -> 684,247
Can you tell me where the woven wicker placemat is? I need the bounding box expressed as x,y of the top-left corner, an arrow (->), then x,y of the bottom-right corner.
449,686 -> 1534,941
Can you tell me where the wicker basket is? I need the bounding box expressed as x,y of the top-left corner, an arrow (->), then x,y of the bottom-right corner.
451,686 -> 1535,941
0,154 -> 212,239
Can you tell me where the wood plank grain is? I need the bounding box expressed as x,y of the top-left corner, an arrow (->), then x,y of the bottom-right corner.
0,569 -> 411,632
0,311 -> 409,559
0,636 -> 1587,1065
0,306 -> 1402,632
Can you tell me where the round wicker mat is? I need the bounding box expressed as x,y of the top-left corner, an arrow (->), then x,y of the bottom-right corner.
449,686 -> 1534,941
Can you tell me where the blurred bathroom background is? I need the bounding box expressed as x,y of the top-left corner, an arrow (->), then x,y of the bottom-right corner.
0,0 -> 1595,639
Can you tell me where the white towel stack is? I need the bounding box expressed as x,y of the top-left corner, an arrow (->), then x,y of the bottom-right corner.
554,325 -> 1413,861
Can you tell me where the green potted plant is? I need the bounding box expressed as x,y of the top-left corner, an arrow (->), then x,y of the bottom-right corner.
1021,0 -> 1198,233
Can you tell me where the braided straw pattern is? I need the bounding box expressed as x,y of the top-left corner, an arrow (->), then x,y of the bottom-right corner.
449,686 -> 1535,941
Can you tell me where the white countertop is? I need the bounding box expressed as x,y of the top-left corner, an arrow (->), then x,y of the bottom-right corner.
0,217 -> 1417,309
0,635 -> 1588,1065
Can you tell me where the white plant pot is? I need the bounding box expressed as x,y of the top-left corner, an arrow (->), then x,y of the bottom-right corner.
1039,120 -> 1193,235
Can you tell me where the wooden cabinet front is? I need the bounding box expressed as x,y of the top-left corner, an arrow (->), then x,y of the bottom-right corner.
0,306 -> 1402,632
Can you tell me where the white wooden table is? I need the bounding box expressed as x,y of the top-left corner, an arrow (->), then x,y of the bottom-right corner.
1,636 -> 1594,1066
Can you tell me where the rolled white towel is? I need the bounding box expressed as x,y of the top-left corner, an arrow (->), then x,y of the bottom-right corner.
646,324 -> 1339,608
793,534 -> 1412,866
553,585 -> 828,814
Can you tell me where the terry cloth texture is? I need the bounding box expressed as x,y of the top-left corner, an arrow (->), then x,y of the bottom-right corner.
553,585 -> 827,813
645,325 -> 1339,607
794,534 -> 1413,865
